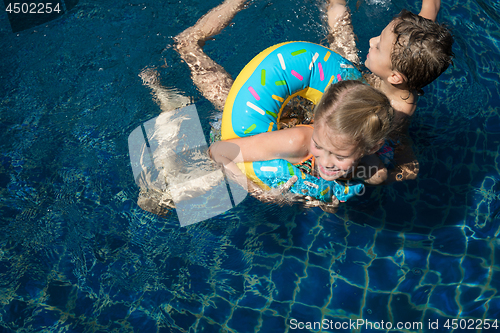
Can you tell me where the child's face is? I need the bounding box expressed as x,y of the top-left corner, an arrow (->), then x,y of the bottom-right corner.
309,124 -> 362,181
365,21 -> 396,80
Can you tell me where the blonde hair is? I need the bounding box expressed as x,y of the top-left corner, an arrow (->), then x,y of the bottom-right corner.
314,80 -> 394,154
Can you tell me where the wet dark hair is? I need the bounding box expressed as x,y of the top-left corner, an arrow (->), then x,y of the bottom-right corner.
391,10 -> 454,92
314,80 -> 395,154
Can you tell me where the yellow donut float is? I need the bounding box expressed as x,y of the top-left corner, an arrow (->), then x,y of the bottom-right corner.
221,41 -> 365,202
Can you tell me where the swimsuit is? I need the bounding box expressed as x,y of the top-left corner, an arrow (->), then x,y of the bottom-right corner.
376,139 -> 398,169
293,124 -> 316,175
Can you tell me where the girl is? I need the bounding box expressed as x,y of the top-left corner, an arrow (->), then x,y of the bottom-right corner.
208,80 -> 394,202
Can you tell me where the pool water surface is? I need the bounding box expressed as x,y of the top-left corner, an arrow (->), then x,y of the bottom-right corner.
0,0 -> 499,332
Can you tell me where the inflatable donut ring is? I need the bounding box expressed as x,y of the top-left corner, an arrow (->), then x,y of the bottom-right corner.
221,41 -> 365,202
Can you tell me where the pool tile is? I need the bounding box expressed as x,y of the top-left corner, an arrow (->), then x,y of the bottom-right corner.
362,291 -> 391,323
367,258 -> 403,291
422,271 -> 440,285
252,255 -> 282,270
429,285 -> 460,316
431,227 -> 466,255
389,293 -> 424,328
444,205 -> 468,226
403,242 -> 431,269
187,265 -> 212,295
429,252 -> 462,284
312,230 -> 348,254
397,270 -> 423,294
372,230 -> 403,258
238,291 -> 268,309
295,265 -> 331,307
484,296 -> 500,322
267,300 -> 291,318
259,234 -> 289,256
459,285 -> 487,317
32,306 -> 61,330
219,245 -> 250,272
194,317 -> 227,333
320,316 -> 352,333
252,276 -> 274,300
248,264 -> 273,278
327,279 -> 363,316
284,247 -> 308,263
289,303 -> 323,329
489,270 -> 500,293
344,223 -> 376,249
203,296 -> 232,324
410,285 -> 433,306
461,255 -> 490,285
97,302 -> 130,326
260,310 -> 287,332
332,248 -> 371,287
2,299 -> 33,330
307,252 -> 333,268
271,257 -> 304,302
127,309 -> 161,332
71,290 -> 95,317
213,272 -> 245,303
227,306 -> 261,333
290,219 -> 319,250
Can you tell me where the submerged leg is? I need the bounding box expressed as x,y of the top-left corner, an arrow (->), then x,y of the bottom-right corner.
324,0 -> 359,65
174,0 -> 249,111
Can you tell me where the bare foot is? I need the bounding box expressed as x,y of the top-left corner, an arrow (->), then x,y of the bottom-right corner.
175,0 -> 249,48
327,0 -> 347,27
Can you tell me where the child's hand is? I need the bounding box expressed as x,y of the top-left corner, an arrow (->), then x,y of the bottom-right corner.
356,155 -> 388,185
300,195 -> 340,213
249,175 -> 299,204
419,0 -> 440,21
249,175 -> 339,213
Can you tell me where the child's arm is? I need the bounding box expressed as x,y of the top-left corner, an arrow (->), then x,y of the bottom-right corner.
210,126 -> 311,166
418,0 -> 440,21
208,126 -> 310,196
356,155 -> 388,185
384,139 -> 419,183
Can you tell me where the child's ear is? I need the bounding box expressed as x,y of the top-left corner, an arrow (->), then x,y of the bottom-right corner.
388,71 -> 406,86
367,140 -> 385,155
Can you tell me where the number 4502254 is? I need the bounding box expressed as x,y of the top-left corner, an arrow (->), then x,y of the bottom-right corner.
5,3 -> 62,14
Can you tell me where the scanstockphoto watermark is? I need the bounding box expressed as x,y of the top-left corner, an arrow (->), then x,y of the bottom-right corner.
289,318 -> 424,331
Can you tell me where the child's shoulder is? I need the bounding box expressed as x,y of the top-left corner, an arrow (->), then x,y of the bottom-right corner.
287,124 -> 314,143
391,95 -> 417,118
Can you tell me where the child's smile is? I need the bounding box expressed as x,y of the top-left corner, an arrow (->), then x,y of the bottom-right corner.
310,124 -> 361,181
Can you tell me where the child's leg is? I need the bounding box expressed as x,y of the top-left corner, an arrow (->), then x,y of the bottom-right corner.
174,0 -> 248,111
324,0 -> 359,65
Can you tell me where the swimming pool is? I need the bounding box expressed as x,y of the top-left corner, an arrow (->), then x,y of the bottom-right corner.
0,0 -> 499,331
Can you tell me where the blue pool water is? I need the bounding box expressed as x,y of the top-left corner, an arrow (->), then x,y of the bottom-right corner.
0,0 -> 499,332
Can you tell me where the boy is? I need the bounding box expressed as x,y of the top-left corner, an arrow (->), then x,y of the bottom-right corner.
326,0 -> 454,182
